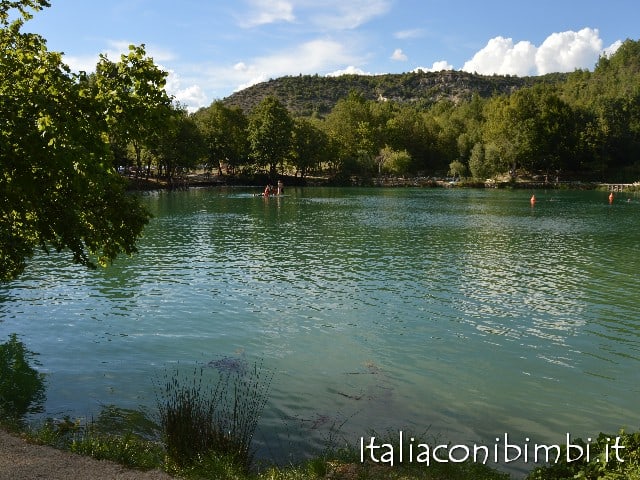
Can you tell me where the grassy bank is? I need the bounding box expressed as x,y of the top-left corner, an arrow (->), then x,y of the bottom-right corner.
11,417 -> 640,480
2,327 -> 639,479
16,418 -> 511,480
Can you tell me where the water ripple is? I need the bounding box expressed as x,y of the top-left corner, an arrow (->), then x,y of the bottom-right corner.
2,188 -> 639,468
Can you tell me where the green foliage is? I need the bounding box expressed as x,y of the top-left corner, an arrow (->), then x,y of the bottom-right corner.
377,146 -> 412,176
69,432 -> 165,470
6,2 -> 640,283
170,450 -> 248,480
0,1 -> 152,281
526,430 -> 640,480
0,334 -> 46,423
29,413 -> 164,470
223,70 -> 540,117
290,117 -> 330,177
448,160 -> 468,178
0,0 -> 49,24
193,101 -> 249,174
248,96 -> 294,178
218,39 -> 640,182
156,361 -> 273,472
153,106 -> 205,180
93,44 -> 173,173
324,91 -> 379,163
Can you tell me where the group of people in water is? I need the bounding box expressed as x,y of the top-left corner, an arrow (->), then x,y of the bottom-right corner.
262,180 -> 284,197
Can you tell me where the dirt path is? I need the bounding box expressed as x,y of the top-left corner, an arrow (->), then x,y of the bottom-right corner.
0,429 -> 173,480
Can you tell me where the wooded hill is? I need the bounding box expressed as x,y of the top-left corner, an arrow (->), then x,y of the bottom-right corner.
207,40 -> 640,182
223,70 -> 567,116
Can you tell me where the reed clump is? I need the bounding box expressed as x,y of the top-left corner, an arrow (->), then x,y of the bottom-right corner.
156,360 -> 272,472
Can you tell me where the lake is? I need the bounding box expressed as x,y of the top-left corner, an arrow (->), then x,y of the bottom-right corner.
1,186 -> 639,475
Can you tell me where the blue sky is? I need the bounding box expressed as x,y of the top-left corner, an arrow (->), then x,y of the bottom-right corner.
24,0 -> 638,111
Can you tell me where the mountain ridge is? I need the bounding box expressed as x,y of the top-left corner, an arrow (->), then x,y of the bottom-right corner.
221,70 -> 568,116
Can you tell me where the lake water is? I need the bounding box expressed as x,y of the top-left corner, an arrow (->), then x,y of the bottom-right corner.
1,187 -> 639,475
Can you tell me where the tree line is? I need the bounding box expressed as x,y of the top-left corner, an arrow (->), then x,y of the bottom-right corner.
2,0 -> 639,280
143,39 -> 640,184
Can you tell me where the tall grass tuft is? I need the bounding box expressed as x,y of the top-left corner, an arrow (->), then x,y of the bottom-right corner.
156,359 -> 272,472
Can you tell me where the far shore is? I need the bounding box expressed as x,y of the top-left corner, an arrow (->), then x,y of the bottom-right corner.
124,171 -> 640,193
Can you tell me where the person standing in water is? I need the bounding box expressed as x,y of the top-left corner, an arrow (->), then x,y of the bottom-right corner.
277,180 -> 284,195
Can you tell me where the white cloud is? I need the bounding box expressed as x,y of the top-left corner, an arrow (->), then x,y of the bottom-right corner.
327,65 -> 371,76
206,38 -> 364,92
391,48 -> 407,61
413,60 -> 453,72
174,85 -> 208,112
309,0 -> 391,30
100,40 -> 176,63
165,70 -> 208,112
603,40 -> 623,58
63,40 -> 176,73
462,36 -> 537,76
394,28 -> 425,40
241,0 -> 295,27
536,28 -> 603,74
259,38 -> 357,74
234,62 -> 249,72
461,28 -> 617,77
238,0 -> 392,30
64,54 -> 99,73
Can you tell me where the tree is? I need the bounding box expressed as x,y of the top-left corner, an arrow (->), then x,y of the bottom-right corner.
324,91 -> 379,175
247,96 -> 293,178
384,105 -> 434,173
468,143 -> 493,180
448,160 -> 468,179
153,106 -> 205,181
93,44 -> 173,177
290,118 -> 328,178
376,146 -> 412,176
480,86 -> 578,176
193,101 -> 248,175
1,0 -> 151,281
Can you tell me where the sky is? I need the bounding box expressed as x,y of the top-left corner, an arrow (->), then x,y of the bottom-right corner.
23,0 -> 639,111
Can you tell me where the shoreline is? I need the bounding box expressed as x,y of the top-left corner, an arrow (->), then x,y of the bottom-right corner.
124,172 -> 640,193
0,428 -> 171,480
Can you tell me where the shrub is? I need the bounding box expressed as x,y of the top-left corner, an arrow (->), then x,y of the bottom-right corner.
526,429 -> 640,480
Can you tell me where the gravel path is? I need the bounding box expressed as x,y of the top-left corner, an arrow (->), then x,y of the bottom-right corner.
0,429 -> 173,480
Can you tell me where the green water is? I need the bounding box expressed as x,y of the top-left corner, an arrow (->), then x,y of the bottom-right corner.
1,187 -> 639,473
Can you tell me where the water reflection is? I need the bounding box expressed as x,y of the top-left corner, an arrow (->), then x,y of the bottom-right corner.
1,187 -> 639,473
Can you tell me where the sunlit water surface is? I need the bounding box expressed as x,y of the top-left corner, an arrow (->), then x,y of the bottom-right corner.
1,187 -> 639,476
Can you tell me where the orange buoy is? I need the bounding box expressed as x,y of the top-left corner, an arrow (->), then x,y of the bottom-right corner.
609,192 -> 614,204
530,194 -> 536,206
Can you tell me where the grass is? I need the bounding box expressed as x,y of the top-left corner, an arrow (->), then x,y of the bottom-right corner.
155,360 -> 273,472
1,335 -> 638,479
18,415 -> 512,479
12,408 -> 640,479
